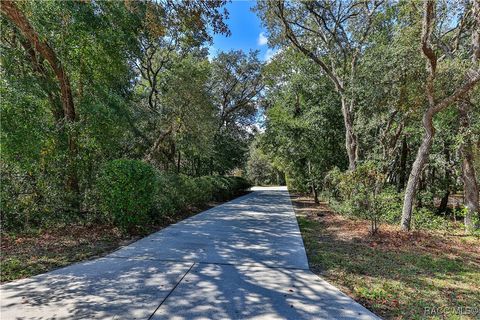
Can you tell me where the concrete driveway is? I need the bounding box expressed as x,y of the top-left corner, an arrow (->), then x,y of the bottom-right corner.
0,187 -> 379,319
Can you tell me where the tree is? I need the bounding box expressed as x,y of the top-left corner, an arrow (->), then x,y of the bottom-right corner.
207,50 -> 264,175
260,49 -> 346,199
211,50 -> 264,132
125,1 -> 229,166
246,137 -> 281,186
0,0 -> 233,225
1,0 -> 79,194
256,0 -> 385,170
400,0 -> 480,231
459,99 -> 480,232
459,0 -> 480,232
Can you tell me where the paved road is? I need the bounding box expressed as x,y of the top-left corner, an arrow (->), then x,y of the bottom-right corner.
0,187 -> 379,320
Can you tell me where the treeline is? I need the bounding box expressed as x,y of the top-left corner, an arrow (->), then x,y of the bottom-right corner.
1,0 -> 479,235
0,1 -> 260,231
250,0 -> 479,233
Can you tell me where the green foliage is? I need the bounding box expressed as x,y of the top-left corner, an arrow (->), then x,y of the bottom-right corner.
95,162 -> 249,230
324,163 -> 458,231
0,0 -> 257,235
96,160 -> 250,232
324,162 -> 401,233
0,164 -> 43,231
256,1 -> 480,233
246,137 -> 281,186
260,49 -> 346,194
211,176 -> 250,201
412,207 -> 453,231
155,174 -> 191,215
97,160 -> 157,231
204,176 -> 234,202
3,0 -> 478,239
209,132 -> 250,176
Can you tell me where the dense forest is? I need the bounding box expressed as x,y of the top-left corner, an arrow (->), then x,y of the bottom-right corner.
1,0 -> 479,236
252,0 -> 480,233
1,0 -> 257,232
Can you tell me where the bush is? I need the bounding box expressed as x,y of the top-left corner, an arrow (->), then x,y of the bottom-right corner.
209,176 -> 232,201
324,162 -> 390,234
4,153 -> 250,234
154,173 -> 200,215
207,176 -> 251,201
324,163 -> 460,232
97,159 -> 157,231
96,160 -> 250,232
0,162 -> 77,232
412,207 -> 453,230
153,174 -> 251,217
193,176 -> 216,204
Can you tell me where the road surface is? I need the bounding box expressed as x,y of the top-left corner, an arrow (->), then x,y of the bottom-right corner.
0,186 -> 379,320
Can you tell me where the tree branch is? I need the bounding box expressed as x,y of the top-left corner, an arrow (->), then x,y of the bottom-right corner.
1,0 -> 76,122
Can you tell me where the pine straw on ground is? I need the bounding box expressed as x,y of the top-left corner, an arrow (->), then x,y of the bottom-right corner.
291,194 -> 480,320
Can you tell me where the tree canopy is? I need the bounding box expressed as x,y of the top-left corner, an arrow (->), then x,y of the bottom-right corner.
1,0 -> 479,234
254,0 -> 479,232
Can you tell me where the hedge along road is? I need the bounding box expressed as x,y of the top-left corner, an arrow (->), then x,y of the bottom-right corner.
0,187 -> 380,320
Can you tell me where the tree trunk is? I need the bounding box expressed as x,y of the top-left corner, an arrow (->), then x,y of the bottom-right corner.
307,160 -> 319,203
144,127 -> 173,163
312,186 -> 319,204
401,111 -> 435,231
341,96 -> 358,170
437,141 -> 451,214
401,0 -> 480,231
1,1 -> 79,197
459,100 -> 480,232
276,3 -> 360,170
397,136 -> 408,192
438,190 -> 450,214
19,39 -> 65,121
1,1 -> 75,122
459,0 -> 480,232
177,150 -> 181,173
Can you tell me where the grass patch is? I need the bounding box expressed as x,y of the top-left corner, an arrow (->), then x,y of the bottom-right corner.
292,195 -> 480,320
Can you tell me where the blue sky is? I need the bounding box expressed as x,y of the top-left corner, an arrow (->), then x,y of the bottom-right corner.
210,1 -> 274,61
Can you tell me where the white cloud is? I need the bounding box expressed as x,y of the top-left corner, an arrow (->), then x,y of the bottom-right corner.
257,32 -> 268,46
207,46 -> 219,61
264,48 -> 278,62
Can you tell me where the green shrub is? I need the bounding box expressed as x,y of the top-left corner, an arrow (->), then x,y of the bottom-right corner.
153,174 -> 251,216
209,176 -> 248,201
0,162 -> 77,232
216,176 -> 233,200
377,188 -> 404,224
193,176 -> 216,203
154,173 -> 177,215
97,159 -> 157,231
155,173 -> 196,213
232,176 -> 253,192
412,207 -> 453,230
324,163 -> 461,232
96,162 -> 250,232
324,162 -> 390,234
